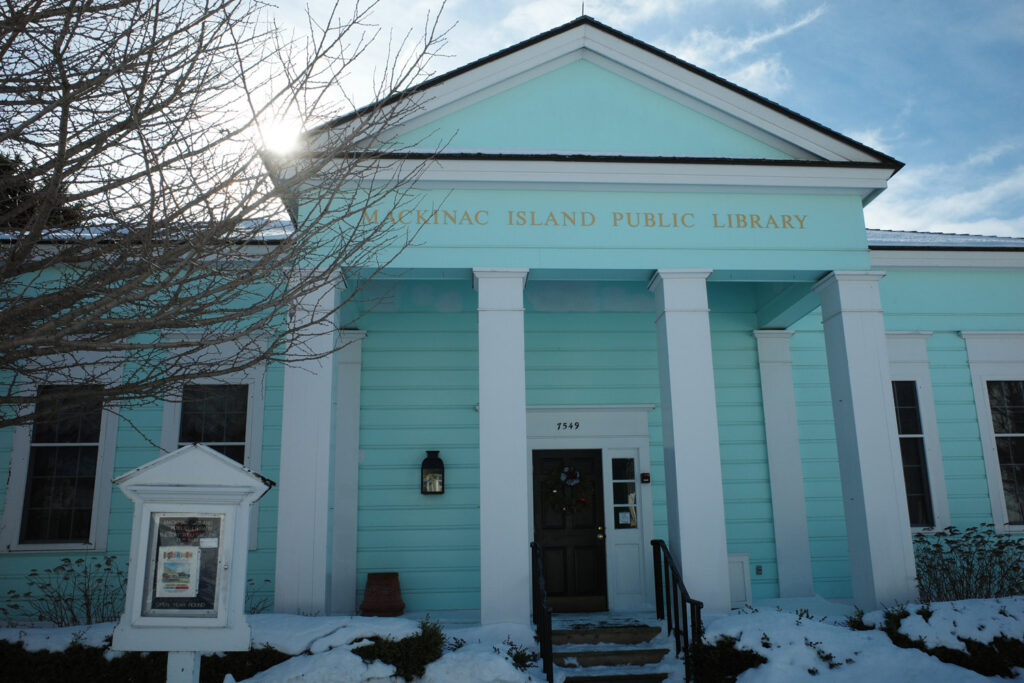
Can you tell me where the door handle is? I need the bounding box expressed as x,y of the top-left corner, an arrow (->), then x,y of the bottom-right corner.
596,533 -> 604,540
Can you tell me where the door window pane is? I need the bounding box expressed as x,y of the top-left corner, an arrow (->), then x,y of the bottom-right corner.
611,457 -> 637,529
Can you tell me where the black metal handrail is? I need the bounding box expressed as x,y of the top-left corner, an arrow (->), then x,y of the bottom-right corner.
530,541 -> 554,683
651,539 -> 704,681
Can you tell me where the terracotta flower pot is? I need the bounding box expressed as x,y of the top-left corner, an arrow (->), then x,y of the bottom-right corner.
359,572 -> 405,617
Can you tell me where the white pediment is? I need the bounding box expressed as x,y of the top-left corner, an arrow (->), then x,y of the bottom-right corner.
314,17 -> 899,169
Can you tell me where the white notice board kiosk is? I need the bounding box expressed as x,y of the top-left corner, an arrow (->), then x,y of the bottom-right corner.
112,444 -> 273,682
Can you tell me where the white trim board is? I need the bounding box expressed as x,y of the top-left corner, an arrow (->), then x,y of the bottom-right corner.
344,158 -> 893,199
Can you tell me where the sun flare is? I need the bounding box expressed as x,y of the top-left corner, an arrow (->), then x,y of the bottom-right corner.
260,119 -> 302,156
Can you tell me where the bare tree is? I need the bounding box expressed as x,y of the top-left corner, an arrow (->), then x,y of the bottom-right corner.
0,0 -> 448,430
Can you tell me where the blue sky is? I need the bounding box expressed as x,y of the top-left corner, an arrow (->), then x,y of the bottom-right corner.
285,1 -> 1024,237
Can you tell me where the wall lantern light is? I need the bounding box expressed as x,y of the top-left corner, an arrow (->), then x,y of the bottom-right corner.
421,450 -> 444,494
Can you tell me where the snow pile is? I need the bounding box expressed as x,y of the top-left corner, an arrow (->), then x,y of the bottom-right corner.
230,646 -> 397,683
248,614 -> 423,655
239,616 -> 536,682
419,642 -> 531,683
421,622 -> 535,683
703,602 -> 1009,682
890,597 -> 1024,652
0,621 -> 114,653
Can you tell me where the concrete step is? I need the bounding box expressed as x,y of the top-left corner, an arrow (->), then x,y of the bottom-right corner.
554,647 -> 670,668
552,625 -> 662,645
563,673 -> 669,683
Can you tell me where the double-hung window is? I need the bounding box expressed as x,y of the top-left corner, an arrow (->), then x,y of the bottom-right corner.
162,377 -> 262,470
962,331 -> 1024,530
1,385 -> 118,551
177,384 -> 249,464
987,380 -> 1024,525
21,386 -> 103,542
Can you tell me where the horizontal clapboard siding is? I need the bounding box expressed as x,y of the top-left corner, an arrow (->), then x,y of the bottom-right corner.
356,280 -> 481,613
877,269 -> 1016,528
789,323 -> 852,599
709,284 -> 777,600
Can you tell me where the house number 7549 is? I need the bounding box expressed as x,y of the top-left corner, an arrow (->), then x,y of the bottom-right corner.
556,421 -> 580,431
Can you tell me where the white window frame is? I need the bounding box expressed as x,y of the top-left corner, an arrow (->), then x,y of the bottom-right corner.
160,368 -> 265,548
0,356 -> 122,553
886,332 -> 950,531
962,331 -> 1024,532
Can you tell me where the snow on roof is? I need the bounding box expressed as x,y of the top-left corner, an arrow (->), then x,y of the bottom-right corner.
867,228 -> 1024,249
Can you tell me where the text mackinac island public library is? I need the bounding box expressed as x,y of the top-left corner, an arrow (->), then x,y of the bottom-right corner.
361,208 -> 810,230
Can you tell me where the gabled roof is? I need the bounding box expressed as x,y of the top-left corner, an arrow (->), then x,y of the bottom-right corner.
317,16 -> 902,171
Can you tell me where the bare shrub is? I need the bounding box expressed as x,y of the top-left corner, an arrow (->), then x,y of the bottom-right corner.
1,555 -> 126,626
914,525 -> 1024,602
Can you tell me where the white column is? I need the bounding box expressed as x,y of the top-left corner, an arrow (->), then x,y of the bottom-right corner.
648,270 -> 731,614
474,267 -> 530,624
275,281 -> 336,615
331,329 -> 367,614
813,271 -> 917,608
754,330 -> 814,597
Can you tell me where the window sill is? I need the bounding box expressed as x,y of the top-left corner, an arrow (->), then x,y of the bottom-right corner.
3,541 -> 101,553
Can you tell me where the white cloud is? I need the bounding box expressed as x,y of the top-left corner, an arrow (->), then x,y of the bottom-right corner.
668,5 -> 825,69
727,56 -> 791,99
846,128 -> 894,155
865,162 -> 1024,237
967,140 -> 1022,167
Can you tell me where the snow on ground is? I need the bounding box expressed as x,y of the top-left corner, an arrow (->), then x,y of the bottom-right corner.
0,620 -> 114,652
1,597 -> 1022,681
891,597 -> 1024,652
704,606 -> 991,682
232,616 -> 536,683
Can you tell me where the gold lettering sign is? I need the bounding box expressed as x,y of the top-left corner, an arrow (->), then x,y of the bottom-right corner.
359,209 -> 808,230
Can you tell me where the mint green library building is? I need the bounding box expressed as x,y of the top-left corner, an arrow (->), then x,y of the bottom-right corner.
2,18 -> 1023,624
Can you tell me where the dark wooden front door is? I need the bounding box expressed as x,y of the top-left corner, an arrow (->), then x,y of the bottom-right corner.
533,449 -> 607,612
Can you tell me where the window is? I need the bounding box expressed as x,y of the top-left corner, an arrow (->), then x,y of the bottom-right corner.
162,378 -> 261,470
161,374 -> 263,549
886,332 -> 949,530
178,384 -> 248,464
20,386 -> 103,542
1,384 -> 118,551
987,381 -> 1024,525
611,457 -> 638,529
892,381 -> 934,527
962,331 -> 1024,530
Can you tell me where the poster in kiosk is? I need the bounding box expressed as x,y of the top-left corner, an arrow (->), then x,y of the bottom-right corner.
112,444 -> 272,660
